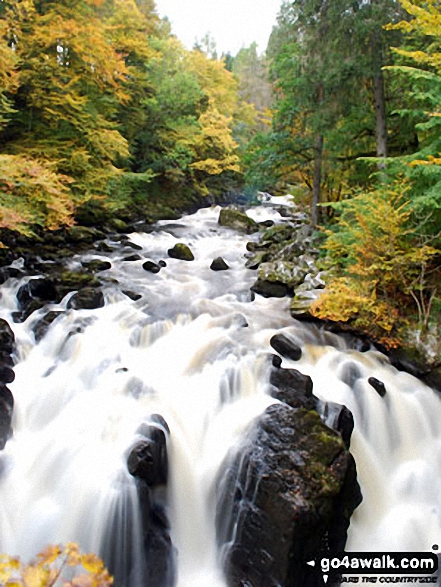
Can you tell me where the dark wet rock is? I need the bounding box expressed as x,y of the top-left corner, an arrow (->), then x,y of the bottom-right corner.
336,405 -> 355,449
271,354 -> 282,369
270,366 -> 315,410
149,414 -> 171,435
167,243 -> 195,262
81,260 -> 112,272
210,257 -> 230,271
128,424 -> 168,487
216,403 -> 362,587
0,267 -> 23,284
368,377 -> 387,397
127,418 -> 175,586
0,352 -> 14,368
33,311 -> 65,342
67,288 -> 105,310
144,503 -> 175,587
251,279 -> 290,299
158,260 -> 167,268
0,384 -> 13,410
123,254 -> 142,262
270,333 -> 302,361
17,278 -> 58,309
0,365 -> 14,384
218,208 -> 259,234
321,402 -> 355,449
122,290 -> 142,301
54,271 -> 101,299
94,241 -> 115,253
14,278 -> 60,321
0,320 -> 15,354
142,261 -> 161,274
125,242 -> 143,251
0,385 -> 13,450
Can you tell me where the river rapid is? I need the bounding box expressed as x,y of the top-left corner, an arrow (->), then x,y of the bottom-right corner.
0,199 -> 439,586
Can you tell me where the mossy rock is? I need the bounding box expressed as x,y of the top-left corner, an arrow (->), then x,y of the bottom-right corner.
106,218 -> 129,233
167,243 -> 195,261
260,223 -> 294,245
67,288 -> 105,310
81,260 -> 112,273
66,226 -> 106,244
290,288 -> 321,320
218,208 -> 259,234
258,261 -> 307,288
251,279 -> 290,298
53,271 -> 101,299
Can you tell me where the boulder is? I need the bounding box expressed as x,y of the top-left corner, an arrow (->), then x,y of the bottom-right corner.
0,365 -> 14,384
123,254 -> 142,262
144,503 -> 175,587
122,290 -> 142,301
95,242 -> 115,253
123,241 -> 143,251
0,384 -> 14,450
244,251 -> 270,270
16,278 -> 59,320
218,208 -> 259,234
81,260 -> 112,272
128,416 -> 175,587
67,288 -> 105,310
251,279 -> 290,299
368,376 -> 387,397
270,333 -> 302,361
66,225 -> 106,244
290,289 -> 322,320
128,422 -> 169,487
258,260 -> 307,289
210,257 -> 230,271
320,402 -> 355,449
54,271 -> 101,299
270,366 -> 315,411
216,403 -> 362,587
0,320 -> 14,354
142,261 -> 161,274
167,243 -> 195,262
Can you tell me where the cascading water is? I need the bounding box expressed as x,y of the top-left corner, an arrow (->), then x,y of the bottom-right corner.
0,200 -> 439,586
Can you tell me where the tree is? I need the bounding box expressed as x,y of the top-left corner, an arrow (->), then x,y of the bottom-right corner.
384,0 -> 441,233
246,0 -> 406,221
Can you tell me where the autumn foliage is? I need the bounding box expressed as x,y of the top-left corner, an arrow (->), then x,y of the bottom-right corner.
311,185 -> 438,345
0,0 -> 247,236
0,543 -> 112,587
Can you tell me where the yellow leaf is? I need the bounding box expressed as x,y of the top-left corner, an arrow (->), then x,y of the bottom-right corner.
22,565 -> 49,587
80,554 -> 104,574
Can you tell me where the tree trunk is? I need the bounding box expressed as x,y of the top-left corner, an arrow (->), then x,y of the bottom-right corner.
312,134 -> 324,227
373,69 -> 387,168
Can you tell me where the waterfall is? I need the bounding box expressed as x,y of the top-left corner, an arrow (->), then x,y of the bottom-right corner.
0,202 -> 439,586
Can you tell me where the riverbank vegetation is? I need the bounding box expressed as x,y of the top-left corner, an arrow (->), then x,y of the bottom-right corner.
0,0 -> 440,358
245,0 -> 441,360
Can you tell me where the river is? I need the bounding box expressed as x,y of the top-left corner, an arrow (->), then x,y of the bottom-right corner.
0,199 -> 439,586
